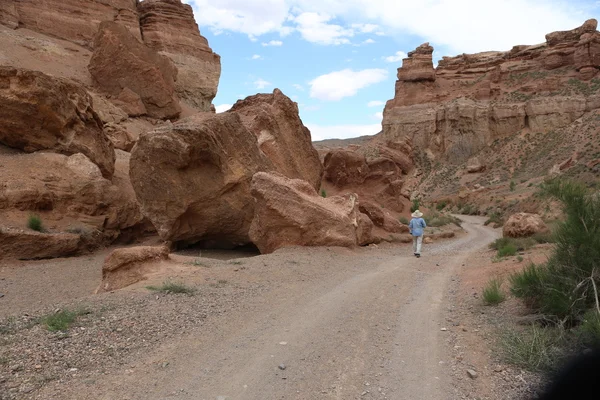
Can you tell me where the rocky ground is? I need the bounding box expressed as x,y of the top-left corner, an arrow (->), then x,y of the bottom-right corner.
0,217 -> 551,400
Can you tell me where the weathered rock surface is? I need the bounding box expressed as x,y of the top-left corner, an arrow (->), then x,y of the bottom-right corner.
249,172 -> 368,254
0,67 -> 115,178
230,89 -> 323,190
98,245 -> 170,292
383,20 -> 600,164
0,151 -> 145,239
89,21 -> 181,120
359,201 -> 408,234
0,0 -> 141,47
503,213 -> 549,238
130,112 -> 273,245
0,228 -> 80,260
467,157 -> 486,173
323,150 -> 370,186
138,0 -> 221,111
104,124 -> 136,152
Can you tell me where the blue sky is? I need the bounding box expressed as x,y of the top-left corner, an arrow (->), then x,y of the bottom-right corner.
188,0 -> 599,141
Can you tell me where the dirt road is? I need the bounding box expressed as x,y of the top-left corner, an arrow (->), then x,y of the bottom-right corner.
50,216 -> 496,400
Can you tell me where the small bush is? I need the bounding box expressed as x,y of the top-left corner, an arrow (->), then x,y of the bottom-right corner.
436,201 -> 448,211
484,212 -> 503,227
517,256 -> 524,262
425,212 -> 462,227
498,243 -> 518,258
510,181 -> 516,192
399,216 -> 409,225
410,198 -> 420,213
490,237 -> 536,252
501,325 -> 567,372
579,310 -> 600,346
27,214 -> 43,232
42,309 -> 88,332
510,263 -> 546,304
320,189 -> 327,198
147,281 -> 196,295
483,279 -> 506,305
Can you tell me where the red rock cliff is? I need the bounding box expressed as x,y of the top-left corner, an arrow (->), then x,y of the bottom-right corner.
138,0 -> 221,112
382,19 -> 600,163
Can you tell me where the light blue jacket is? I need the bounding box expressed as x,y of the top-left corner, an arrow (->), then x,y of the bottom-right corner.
409,217 -> 426,237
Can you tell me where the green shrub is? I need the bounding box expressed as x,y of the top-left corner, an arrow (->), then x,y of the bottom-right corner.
501,324 -> 567,372
147,281 -> 196,295
498,243 -> 518,257
42,309 -> 88,332
27,214 -> 43,232
510,179 -> 600,323
436,201 -> 448,211
425,212 -> 462,227
510,181 -> 516,192
320,189 -> 327,198
484,212 -> 503,226
483,278 -> 506,305
410,198 -> 420,213
579,310 -> 600,346
398,216 -> 409,225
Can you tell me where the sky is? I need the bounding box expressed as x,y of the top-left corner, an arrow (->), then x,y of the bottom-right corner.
188,0 -> 599,141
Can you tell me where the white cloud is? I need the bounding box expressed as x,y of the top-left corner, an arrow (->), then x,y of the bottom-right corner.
309,68 -> 388,101
293,84 -> 304,91
292,12 -> 354,45
384,51 -> 408,63
215,104 -> 233,113
254,78 -> 271,89
189,0 -> 581,54
251,54 -> 262,59
373,111 -> 383,120
351,23 -> 380,33
367,100 -> 385,107
307,123 -> 381,141
262,40 -> 283,46
362,38 -> 376,44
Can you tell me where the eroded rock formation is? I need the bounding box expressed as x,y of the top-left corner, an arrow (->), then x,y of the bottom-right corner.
249,172 -> 370,254
0,67 -> 115,178
0,0 -> 141,47
138,0 -> 221,111
231,89 -> 323,190
503,213 -> 549,238
130,112 -> 273,245
89,21 -> 181,120
383,19 -> 600,164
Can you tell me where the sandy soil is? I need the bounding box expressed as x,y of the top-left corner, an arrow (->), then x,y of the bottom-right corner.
1,217 -> 518,400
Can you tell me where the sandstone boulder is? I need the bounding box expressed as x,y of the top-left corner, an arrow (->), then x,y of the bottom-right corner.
356,213 -> 375,246
0,67 -> 115,178
0,228 -> 80,260
323,150 -> 369,186
467,157 -> 486,173
104,124 -> 136,152
230,89 -> 323,190
89,21 -> 181,120
0,151 -> 145,239
503,213 -> 549,238
130,112 -> 273,245
138,0 -> 221,111
249,172 -> 368,254
98,245 -> 170,292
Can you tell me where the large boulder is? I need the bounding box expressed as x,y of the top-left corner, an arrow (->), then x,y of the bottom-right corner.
138,0 -> 221,111
230,89 -> 323,190
89,21 -> 181,120
0,151 -> 145,240
249,172 -> 369,254
130,112 -> 273,245
0,228 -> 80,260
323,150 -> 369,186
503,213 -> 550,238
0,67 -> 115,178
98,245 -> 170,292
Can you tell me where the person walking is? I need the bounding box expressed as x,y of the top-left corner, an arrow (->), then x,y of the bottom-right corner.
408,210 -> 427,258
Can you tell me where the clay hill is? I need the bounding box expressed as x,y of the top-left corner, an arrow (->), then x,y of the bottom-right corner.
316,19 -> 600,222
